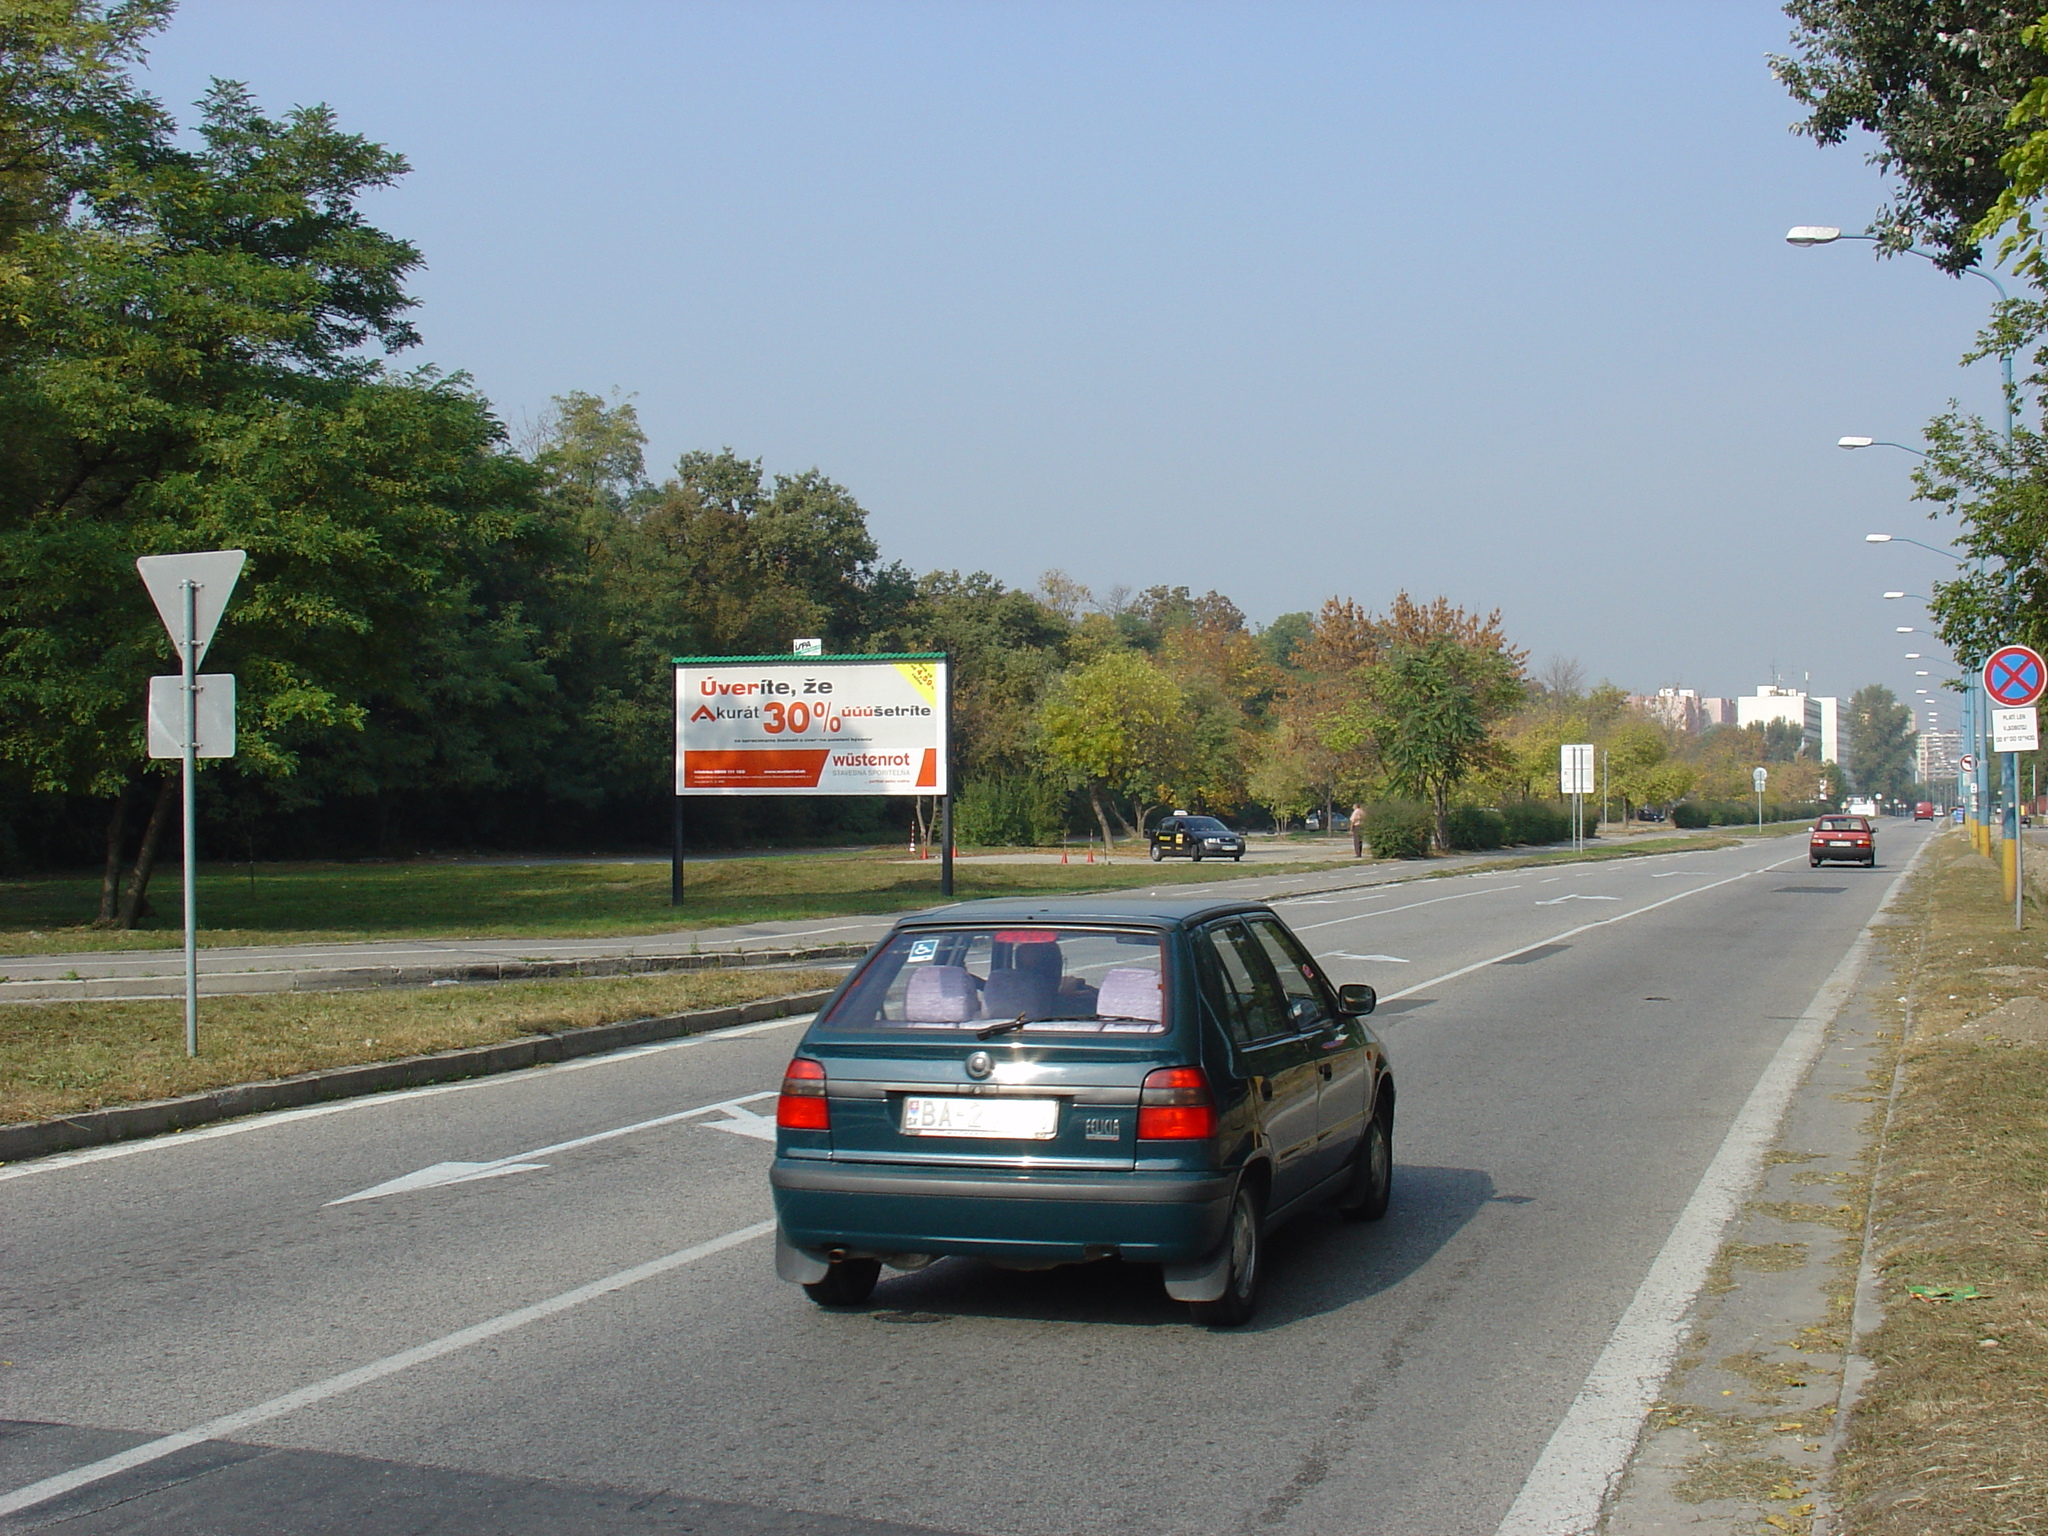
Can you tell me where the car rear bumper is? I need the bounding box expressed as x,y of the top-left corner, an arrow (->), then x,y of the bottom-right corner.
1810,842 -> 1873,861
770,1158 -> 1234,1265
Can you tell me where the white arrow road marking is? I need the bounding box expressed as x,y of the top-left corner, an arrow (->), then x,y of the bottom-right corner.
1335,953 -> 1411,963
326,1090 -> 778,1205
1534,893 -> 1620,906
1292,886 -> 1519,930
702,1103 -> 777,1141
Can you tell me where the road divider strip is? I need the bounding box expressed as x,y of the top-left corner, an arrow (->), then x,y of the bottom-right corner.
1491,837 -> 1931,1536
0,1220 -> 779,1520
0,1012 -> 820,1181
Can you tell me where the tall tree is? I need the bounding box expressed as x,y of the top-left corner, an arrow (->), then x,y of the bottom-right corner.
0,12 -> 557,921
1330,635 -> 1524,852
1845,682 -> 1919,799
1034,649 -> 1183,848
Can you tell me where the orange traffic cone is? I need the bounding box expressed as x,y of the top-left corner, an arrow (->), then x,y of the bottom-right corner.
1086,847 -> 1095,864
1060,847 -> 1069,864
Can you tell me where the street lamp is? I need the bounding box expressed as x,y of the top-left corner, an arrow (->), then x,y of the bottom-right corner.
1840,437 -> 1928,456
1786,225 -> 2015,442
1866,533 -> 1964,561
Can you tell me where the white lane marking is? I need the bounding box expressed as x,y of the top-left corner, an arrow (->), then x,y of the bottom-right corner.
1492,844 -> 1925,1536
1533,894 -> 1619,906
1334,953 -> 1410,963
0,1219 -> 776,1520
1379,855 -> 1801,1004
1291,886 -> 1519,931
1538,877 -> 1563,885
1649,870 -> 1709,879
0,1016 -> 813,1184
325,1091 -> 777,1204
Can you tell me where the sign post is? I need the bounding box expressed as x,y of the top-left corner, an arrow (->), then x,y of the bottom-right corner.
137,550 -> 247,1057
1560,744 -> 1593,851
1753,765 -> 1768,830
674,653 -> 952,903
1983,643 -> 2046,929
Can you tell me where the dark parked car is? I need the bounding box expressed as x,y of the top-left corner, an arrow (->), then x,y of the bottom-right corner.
771,897 -> 1393,1326
1810,814 -> 1875,867
1149,813 -> 1246,862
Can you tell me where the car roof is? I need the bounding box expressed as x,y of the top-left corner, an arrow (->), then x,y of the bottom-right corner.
889,894 -> 1273,931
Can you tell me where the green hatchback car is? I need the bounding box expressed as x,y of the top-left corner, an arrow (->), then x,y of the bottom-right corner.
770,896 -> 1392,1325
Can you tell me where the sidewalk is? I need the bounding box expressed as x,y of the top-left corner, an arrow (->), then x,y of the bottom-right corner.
0,825 -> 1706,1003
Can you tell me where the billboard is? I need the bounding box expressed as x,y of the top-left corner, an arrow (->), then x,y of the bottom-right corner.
675,655 -> 948,796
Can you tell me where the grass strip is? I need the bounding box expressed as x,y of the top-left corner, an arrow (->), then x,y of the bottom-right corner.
0,967 -> 844,1128
0,849 -> 1345,957
1834,831 -> 2048,1532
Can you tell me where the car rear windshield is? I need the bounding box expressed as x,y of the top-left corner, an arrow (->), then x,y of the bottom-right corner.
1816,817 -> 1870,832
818,927 -> 1168,1034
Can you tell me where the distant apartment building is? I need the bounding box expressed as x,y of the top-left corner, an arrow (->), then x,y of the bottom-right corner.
1916,731 -> 1960,785
1626,688 -> 1741,733
1735,685 -> 1841,766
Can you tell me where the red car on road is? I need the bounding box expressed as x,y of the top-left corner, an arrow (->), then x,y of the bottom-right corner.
1810,814 -> 1875,868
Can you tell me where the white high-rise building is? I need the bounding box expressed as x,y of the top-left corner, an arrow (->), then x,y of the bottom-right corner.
1736,686 -> 1841,766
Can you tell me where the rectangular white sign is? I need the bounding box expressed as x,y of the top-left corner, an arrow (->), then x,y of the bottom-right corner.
1993,706 -> 2039,753
676,657 -> 948,796
147,674 -> 236,759
1560,743 -> 1594,795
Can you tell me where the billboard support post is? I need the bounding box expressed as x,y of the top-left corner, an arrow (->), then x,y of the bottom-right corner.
940,655 -> 954,897
670,795 -> 684,907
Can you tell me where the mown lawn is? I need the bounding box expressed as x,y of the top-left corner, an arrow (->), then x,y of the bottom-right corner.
0,848 -> 1341,957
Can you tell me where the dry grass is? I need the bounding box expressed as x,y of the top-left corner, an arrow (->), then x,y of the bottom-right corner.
1837,832 -> 2048,1533
0,967 -> 842,1129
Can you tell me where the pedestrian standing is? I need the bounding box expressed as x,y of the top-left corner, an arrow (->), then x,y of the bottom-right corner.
1349,803 -> 1365,858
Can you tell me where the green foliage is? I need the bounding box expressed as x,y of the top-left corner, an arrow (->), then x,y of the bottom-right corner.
953,774 -> 1066,848
1363,801 -> 1431,859
1443,805 -> 1506,851
1846,683 -> 1919,801
1670,802 -> 1713,830
1329,635 -> 1523,852
1773,0 -> 2043,273
1498,801 -> 1573,844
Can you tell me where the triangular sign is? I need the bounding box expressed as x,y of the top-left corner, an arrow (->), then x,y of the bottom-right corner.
136,550 -> 247,667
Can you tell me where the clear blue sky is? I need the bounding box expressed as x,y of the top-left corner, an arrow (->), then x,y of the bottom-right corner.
139,1 -> 2004,723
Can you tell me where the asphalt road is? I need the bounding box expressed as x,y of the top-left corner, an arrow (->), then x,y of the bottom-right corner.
0,822 -> 1931,1535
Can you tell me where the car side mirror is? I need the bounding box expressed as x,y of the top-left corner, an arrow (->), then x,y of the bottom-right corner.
1337,983 -> 1376,1016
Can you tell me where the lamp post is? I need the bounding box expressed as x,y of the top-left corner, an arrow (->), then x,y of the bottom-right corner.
1869,535 -> 1991,852
1787,226 -> 2016,443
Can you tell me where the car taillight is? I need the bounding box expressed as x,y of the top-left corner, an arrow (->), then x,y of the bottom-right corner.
1138,1066 -> 1216,1140
777,1058 -> 830,1130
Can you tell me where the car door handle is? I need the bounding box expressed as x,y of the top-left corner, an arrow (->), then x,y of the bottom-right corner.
1318,1062 -> 1333,1080
1256,1076 -> 1273,1100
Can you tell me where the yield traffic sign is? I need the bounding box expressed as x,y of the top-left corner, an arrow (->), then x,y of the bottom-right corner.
136,550 -> 246,667
1983,643 -> 2048,708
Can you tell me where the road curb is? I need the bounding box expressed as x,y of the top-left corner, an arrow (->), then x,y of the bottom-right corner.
0,988 -> 837,1165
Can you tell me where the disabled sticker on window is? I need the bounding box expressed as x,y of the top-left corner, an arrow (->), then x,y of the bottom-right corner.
907,940 -> 937,963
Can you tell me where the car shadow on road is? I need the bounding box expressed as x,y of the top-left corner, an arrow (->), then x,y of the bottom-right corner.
857,1163 -> 1498,1329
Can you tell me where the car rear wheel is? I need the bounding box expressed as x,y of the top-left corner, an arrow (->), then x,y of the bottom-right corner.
1189,1182 -> 1263,1327
1339,1109 -> 1393,1222
1150,845 -> 1163,862
802,1258 -> 881,1308
1810,856 -> 1821,867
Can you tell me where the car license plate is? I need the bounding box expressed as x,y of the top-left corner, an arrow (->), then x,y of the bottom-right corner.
899,1096 -> 1059,1139
1829,839 -> 1851,846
